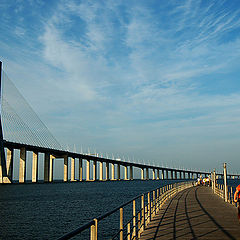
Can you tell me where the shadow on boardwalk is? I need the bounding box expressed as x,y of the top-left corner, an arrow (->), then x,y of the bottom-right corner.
140,186 -> 240,240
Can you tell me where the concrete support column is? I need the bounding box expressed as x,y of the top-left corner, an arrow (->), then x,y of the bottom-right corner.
157,169 -> 160,180
19,147 -> 26,183
32,151 -> 38,183
179,171 -> 182,179
86,159 -> 90,181
44,153 -> 50,182
117,164 -> 120,180
99,162 -> 103,181
79,158 -> 83,181
161,170 -> 164,180
6,148 -> 13,183
106,162 -> 109,180
188,172 -> 190,179
71,157 -> 75,181
64,155 -> 68,182
130,166 -> 133,180
166,170 -> 169,180
152,169 -> 155,180
111,163 -> 115,180
171,171 -> 173,180
124,166 -> 128,180
174,171 -> 177,179
146,168 -> 149,180
141,168 -> 144,180
49,155 -> 54,182
93,160 -> 97,181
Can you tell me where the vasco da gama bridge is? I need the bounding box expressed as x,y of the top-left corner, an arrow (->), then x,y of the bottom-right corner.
1,61 -> 240,240
0,61 -> 239,184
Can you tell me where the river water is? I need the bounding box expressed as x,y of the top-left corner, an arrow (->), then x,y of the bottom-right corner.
0,179 -> 239,240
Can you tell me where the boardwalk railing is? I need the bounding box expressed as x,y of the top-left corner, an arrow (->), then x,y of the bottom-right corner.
58,181 -> 193,240
214,183 -> 237,207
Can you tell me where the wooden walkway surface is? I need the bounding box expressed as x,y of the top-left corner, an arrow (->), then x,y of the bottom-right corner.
140,186 -> 240,240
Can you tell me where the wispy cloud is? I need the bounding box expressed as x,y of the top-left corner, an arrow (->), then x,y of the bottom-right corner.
1,0 -> 240,170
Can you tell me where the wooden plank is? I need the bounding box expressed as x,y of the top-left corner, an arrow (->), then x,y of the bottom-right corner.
140,186 -> 240,240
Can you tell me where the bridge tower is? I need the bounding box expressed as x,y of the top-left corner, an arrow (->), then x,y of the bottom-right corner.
0,61 -> 8,183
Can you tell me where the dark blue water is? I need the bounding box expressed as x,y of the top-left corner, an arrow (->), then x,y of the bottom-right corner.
0,180 -> 184,240
1,179 -> 238,240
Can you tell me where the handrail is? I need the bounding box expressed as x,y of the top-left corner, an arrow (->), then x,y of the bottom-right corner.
214,183 -> 237,207
57,181 -> 193,240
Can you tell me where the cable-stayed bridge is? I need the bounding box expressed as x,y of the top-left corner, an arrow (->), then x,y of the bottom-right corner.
0,61 -> 238,184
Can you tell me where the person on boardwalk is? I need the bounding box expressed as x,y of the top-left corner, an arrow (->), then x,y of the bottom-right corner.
234,185 -> 240,222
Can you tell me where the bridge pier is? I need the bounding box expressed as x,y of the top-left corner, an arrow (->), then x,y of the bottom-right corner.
19,148 -> 26,183
86,159 -> 90,181
93,160 -> 97,181
99,161 -> 103,181
117,164 -> 120,180
71,157 -> 75,181
111,163 -> 115,180
171,170 -> 173,179
64,155 -> 68,182
6,148 -> 14,183
174,170 -> 177,179
146,168 -> 149,180
79,158 -> 83,181
32,151 -> 38,183
161,170 -> 164,180
130,166 -> 133,180
166,170 -> 169,180
124,166 -> 128,180
106,162 -> 109,180
44,153 -> 50,182
157,169 -> 160,180
152,169 -> 155,180
49,155 -> 54,182
141,168 -> 144,180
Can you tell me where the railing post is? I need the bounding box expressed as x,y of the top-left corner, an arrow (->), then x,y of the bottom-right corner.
223,163 -> 228,202
127,222 -> 131,240
148,192 -> 150,223
141,194 -> 145,231
133,200 -> 136,239
120,207 -> 123,240
213,169 -> 216,194
153,190 -> 156,216
90,218 -> 98,240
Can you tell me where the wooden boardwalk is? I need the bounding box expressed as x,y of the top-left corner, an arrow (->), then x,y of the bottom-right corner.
140,186 -> 240,240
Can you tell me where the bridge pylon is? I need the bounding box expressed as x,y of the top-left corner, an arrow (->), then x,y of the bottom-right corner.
0,61 -> 10,183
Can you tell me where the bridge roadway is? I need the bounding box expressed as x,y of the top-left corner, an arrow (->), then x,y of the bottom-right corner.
140,186 -> 240,240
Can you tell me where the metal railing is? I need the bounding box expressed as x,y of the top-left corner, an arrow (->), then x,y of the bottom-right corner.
58,181 -> 193,240
215,183 -> 238,207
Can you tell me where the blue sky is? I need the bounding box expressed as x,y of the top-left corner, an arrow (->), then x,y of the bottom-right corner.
1,0 -> 240,173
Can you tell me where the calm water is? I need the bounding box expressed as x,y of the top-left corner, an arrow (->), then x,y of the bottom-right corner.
0,180 -> 181,240
1,179 -> 239,240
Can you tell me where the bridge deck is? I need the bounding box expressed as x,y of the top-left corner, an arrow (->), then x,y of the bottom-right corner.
140,186 -> 240,240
